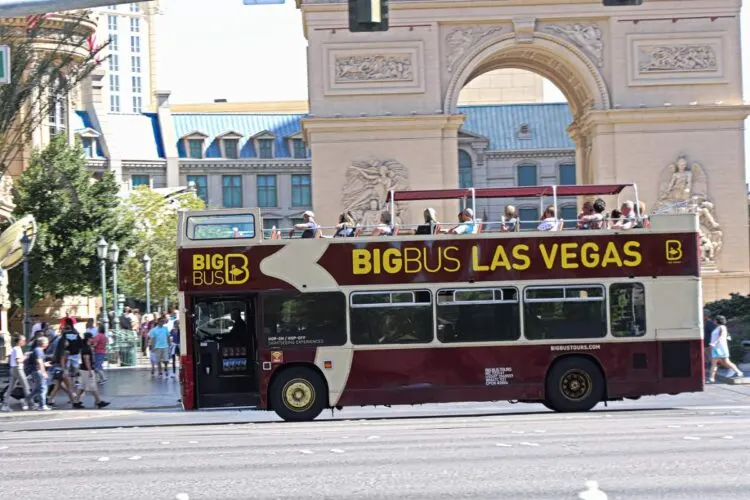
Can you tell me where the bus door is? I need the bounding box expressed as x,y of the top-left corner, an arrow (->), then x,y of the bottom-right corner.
192,297 -> 260,408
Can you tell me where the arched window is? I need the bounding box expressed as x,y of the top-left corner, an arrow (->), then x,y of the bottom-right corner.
458,150 -> 472,188
48,79 -> 68,139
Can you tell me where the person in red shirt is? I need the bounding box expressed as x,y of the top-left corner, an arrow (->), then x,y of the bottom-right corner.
93,325 -> 108,384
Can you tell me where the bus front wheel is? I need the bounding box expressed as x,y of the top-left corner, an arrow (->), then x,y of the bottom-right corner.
270,366 -> 327,422
545,357 -> 604,413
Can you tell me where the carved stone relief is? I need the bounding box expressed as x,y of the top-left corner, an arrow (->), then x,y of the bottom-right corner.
341,159 -> 410,227
652,155 -> 722,265
445,26 -> 504,73
637,44 -> 718,73
334,54 -> 413,83
543,23 -> 604,68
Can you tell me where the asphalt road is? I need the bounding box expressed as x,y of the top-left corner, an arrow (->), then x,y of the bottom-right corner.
1,404 -> 749,499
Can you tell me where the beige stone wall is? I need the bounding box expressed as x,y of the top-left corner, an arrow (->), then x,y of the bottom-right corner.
458,69 -> 544,106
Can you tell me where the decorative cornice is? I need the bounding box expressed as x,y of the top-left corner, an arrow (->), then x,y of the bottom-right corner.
486,148 -> 574,160
179,159 -> 311,172
581,105 -> 750,126
123,161 -> 167,170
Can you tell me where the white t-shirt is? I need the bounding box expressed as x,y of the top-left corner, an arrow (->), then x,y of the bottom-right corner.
537,217 -> 558,231
710,325 -> 729,351
9,346 -> 23,368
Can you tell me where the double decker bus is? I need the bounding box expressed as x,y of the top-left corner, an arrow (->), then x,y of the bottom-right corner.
176,183 -> 704,421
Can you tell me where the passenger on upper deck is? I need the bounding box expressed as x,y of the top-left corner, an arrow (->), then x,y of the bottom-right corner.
370,212 -> 393,236
293,211 -> 319,238
416,208 -> 440,235
578,198 -> 606,230
635,201 -> 651,229
537,205 -> 559,231
449,208 -> 477,235
501,205 -> 518,232
333,211 -> 357,238
611,201 -> 636,230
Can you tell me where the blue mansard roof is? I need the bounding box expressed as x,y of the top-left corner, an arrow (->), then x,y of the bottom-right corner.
170,103 -> 574,158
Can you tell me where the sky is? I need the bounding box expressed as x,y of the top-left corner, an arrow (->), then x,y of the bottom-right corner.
158,0 -> 748,178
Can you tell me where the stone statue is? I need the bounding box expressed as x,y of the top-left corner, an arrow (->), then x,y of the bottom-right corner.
342,159 -> 409,225
652,155 -> 721,265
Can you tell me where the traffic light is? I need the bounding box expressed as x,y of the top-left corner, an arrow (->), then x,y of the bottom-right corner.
603,0 -> 643,5
348,0 -> 389,32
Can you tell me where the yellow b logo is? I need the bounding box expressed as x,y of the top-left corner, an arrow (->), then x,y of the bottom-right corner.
224,253 -> 250,285
665,240 -> 683,262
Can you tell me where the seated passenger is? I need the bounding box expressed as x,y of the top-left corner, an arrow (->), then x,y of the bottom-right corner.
611,201 -> 636,230
416,208 -> 439,235
579,198 -> 606,230
370,212 -> 393,236
333,211 -> 356,238
537,205 -> 559,231
501,205 -> 518,232
608,209 -> 622,229
635,201 -> 651,228
449,208 -> 477,235
293,210 -> 319,238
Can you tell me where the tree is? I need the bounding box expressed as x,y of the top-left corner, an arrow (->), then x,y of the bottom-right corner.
6,135 -> 134,305
0,11 -> 106,180
118,187 -> 205,307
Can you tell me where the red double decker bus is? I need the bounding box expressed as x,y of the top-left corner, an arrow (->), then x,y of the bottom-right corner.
176,184 -> 703,421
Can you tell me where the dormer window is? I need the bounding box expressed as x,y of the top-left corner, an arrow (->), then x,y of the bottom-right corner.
82,137 -> 95,157
224,139 -> 239,159
518,123 -> 531,139
252,131 -> 276,159
181,131 -> 209,159
292,139 -> 306,159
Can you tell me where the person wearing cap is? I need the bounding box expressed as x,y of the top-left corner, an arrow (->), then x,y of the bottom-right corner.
73,332 -> 110,409
449,208 -> 477,235
294,210 -> 319,239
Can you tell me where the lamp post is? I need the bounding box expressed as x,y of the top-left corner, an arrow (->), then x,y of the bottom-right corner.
108,242 -> 120,334
142,254 -> 151,314
96,237 -> 109,332
20,233 -> 31,339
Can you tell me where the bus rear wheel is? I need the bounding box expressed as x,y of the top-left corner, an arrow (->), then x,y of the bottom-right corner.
270,367 -> 327,422
545,357 -> 604,413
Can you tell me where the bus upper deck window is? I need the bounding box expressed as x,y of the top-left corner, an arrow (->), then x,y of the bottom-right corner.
187,214 -> 256,240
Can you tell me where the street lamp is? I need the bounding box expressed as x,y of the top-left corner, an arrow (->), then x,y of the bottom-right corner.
142,254 -> 151,314
108,242 -> 120,334
96,236 -> 109,331
19,232 -> 31,339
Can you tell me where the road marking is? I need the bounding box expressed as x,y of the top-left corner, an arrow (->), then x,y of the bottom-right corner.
511,430 -> 525,434
578,480 -> 608,500
519,442 -> 540,447
97,457 -> 110,462
299,449 -> 313,454
722,435 -> 734,440
367,435 -> 380,440
128,456 -> 142,460
534,430 -> 547,433
667,425 -> 681,428
495,443 -> 512,447
188,441 -> 198,444
683,436 -> 701,441
330,448 -> 345,453
175,494 -> 189,500
0,446 -> 7,450
161,441 -> 170,445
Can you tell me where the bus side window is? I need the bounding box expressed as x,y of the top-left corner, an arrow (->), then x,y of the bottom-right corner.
523,285 -> 607,340
609,283 -> 647,337
349,290 -> 433,345
436,288 -> 520,343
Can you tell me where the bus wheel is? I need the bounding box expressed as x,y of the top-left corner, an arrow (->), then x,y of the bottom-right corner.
270,367 -> 327,422
545,357 -> 604,413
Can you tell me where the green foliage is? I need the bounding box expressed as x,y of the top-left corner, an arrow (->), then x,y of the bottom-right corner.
7,135 -> 134,305
0,13 -> 107,178
118,187 -> 205,305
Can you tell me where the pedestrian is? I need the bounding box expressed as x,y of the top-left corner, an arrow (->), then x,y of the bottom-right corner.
169,320 -> 180,377
62,318 -> 83,382
707,315 -> 744,383
93,324 -> 109,384
149,317 -> 170,377
73,333 -> 110,409
26,336 -> 51,411
85,318 -> 97,336
1,334 -> 32,412
703,309 -> 716,369
47,328 -> 79,408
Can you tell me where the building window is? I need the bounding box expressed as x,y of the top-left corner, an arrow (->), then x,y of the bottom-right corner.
258,139 -> 273,159
132,96 -> 142,113
292,139 -> 306,159
223,139 -> 239,159
222,175 -> 242,208
560,206 -> 577,230
187,175 -> 208,204
109,74 -> 119,92
518,123 -> 531,139
436,288 -> 521,343
262,292 -> 347,348
131,175 -> 150,188
107,15 -> 117,31
47,90 -> 66,138
523,285 -> 607,340
132,76 -> 142,93
518,207 -> 539,231
81,137 -> 96,158
262,218 -> 279,238
257,175 -> 277,208
291,174 -> 311,207
130,17 -> 140,32
350,290 -> 434,345
130,36 -> 140,53
130,2 -> 140,12
109,95 -> 120,113
187,139 -> 203,159
109,34 -> 118,51
559,163 -> 576,186
458,150 -> 472,188
610,283 -> 646,338
131,56 -> 141,73
517,163 -> 537,187
108,54 -> 119,72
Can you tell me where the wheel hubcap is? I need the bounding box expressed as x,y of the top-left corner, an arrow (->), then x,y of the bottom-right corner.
282,379 -> 315,412
560,370 -> 592,401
